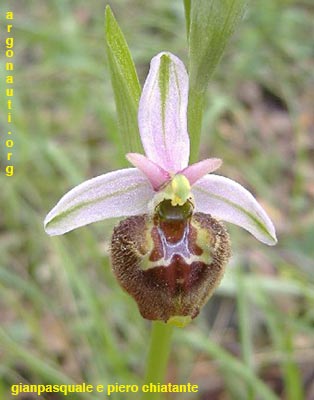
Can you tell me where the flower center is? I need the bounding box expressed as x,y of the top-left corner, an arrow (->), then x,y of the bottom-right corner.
167,174 -> 191,206
151,174 -> 194,214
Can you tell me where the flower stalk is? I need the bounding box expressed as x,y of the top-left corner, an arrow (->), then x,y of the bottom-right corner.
142,322 -> 173,400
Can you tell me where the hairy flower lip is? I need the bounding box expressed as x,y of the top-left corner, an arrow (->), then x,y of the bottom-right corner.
44,51 -> 277,247
111,212 -> 231,322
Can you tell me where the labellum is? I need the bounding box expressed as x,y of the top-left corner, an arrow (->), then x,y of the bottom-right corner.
111,199 -> 231,326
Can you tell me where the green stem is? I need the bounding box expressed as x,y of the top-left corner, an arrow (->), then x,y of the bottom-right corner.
142,321 -> 174,400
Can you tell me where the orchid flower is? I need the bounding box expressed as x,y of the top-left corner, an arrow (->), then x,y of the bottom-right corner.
44,52 -> 276,325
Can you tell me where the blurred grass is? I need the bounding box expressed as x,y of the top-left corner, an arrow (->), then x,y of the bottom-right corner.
0,0 -> 313,399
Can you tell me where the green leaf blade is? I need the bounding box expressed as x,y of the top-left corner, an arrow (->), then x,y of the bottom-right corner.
188,0 -> 247,162
105,6 -> 143,156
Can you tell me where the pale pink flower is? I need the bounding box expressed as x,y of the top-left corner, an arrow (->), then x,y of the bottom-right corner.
44,52 -> 277,247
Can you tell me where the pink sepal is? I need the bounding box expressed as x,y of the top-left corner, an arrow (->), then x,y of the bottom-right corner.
138,52 -> 190,173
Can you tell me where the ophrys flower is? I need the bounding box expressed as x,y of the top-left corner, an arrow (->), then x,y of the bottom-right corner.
44,52 -> 277,326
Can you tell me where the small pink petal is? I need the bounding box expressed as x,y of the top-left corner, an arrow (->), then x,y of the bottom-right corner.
192,174 -> 277,245
44,168 -> 154,235
181,158 -> 222,185
126,153 -> 170,190
138,52 -> 190,173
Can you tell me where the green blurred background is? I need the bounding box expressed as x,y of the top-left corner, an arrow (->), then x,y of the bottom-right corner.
0,0 -> 313,399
